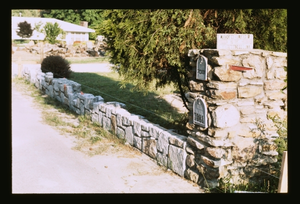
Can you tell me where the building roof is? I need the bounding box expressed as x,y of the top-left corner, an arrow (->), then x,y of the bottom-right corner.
12,16 -> 95,33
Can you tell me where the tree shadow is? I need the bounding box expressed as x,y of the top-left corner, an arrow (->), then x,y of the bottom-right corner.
69,72 -> 188,135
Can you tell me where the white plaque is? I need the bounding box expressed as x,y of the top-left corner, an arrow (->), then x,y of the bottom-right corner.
193,98 -> 208,128
217,34 -> 253,50
196,55 -> 208,81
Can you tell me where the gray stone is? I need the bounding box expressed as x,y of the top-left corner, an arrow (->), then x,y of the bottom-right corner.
116,127 -> 125,139
133,119 -> 142,137
186,154 -> 195,167
125,126 -> 134,146
149,124 -> 163,139
206,147 -> 225,159
102,117 -> 112,131
168,133 -> 187,148
238,85 -> 263,98
167,145 -> 187,177
157,131 -> 171,155
133,136 -> 142,150
156,152 -> 168,167
187,136 -> 206,150
185,168 -> 199,183
212,104 -> 240,128
142,138 -> 157,159
214,66 -> 242,82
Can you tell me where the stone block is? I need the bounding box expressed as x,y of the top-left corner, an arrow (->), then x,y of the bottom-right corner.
168,133 -> 187,148
211,56 -> 240,66
185,168 -> 199,183
206,147 -> 226,159
122,115 -> 133,126
242,55 -> 265,79
156,152 -> 168,167
133,119 -> 142,137
102,117 -> 112,131
239,106 -> 256,115
142,138 -> 157,159
271,52 -> 287,58
208,128 -> 229,138
189,80 -> 205,92
98,111 -> 103,126
212,104 -> 240,128
157,131 -> 171,155
238,85 -> 263,98
207,81 -> 237,90
125,126 -> 134,146
274,68 -> 287,80
187,136 -> 207,150
149,124 -> 164,139
195,132 -> 233,147
201,155 -> 221,168
236,99 -> 255,106
186,154 -> 195,168
116,127 -> 125,139
133,136 -> 142,150
264,80 -> 286,91
141,130 -> 150,137
168,145 -> 187,177
209,89 -> 237,100
214,67 -> 242,82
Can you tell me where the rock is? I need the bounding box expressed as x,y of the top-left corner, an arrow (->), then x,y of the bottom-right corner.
156,152 -> 168,167
168,133 -> 187,148
189,80 -> 205,92
168,145 -> 187,177
209,89 -> 237,100
265,91 -> 286,100
185,168 -> 199,183
125,126 -> 134,146
214,67 -> 242,82
238,85 -> 263,98
242,55 -> 265,79
133,136 -> 142,150
264,80 -> 286,90
116,127 -> 125,139
102,117 -> 112,131
207,81 -> 236,90
210,57 -> 239,66
157,131 -> 170,155
206,147 -> 225,159
186,154 -> 195,167
236,99 -> 255,106
212,104 -> 240,128
187,136 -> 207,150
142,138 -> 157,159
149,124 -> 163,139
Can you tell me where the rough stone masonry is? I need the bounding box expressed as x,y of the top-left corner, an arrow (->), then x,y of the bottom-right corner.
21,45 -> 287,189
185,48 -> 287,187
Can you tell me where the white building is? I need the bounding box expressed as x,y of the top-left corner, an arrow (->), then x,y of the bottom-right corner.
12,16 -> 95,45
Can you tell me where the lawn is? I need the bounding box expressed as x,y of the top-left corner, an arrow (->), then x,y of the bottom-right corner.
69,71 -> 188,135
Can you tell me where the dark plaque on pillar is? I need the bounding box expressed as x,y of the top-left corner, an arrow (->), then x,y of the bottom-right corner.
193,97 -> 208,128
196,55 -> 208,81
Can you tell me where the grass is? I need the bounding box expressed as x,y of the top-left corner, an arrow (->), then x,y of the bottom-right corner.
12,77 -> 135,157
69,71 -> 188,135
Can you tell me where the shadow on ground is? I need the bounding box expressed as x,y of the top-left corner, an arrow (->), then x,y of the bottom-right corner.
69,72 -> 188,135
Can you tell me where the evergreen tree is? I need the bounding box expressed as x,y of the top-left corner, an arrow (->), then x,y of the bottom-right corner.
16,21 -> 33,39
98,9 -> 287,109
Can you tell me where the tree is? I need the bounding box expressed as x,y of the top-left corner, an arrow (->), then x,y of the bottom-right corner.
12,9 -> 42,17
43,22 -> 65,44
98,9 -> 287,109
16,21 -> 33,39
43,9 -> 105,40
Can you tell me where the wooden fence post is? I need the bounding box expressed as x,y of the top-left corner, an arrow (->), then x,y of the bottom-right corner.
278,151 -> 288,193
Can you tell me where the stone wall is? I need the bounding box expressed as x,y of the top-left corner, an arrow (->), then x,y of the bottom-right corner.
185,49 -> 287,187
21,47 -> 287,188
21,67 -> 189,178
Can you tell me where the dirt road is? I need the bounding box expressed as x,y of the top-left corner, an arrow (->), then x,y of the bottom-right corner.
11,82 -> 203,193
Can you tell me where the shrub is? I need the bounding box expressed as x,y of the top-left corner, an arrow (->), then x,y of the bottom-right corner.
41,55 -> 71,78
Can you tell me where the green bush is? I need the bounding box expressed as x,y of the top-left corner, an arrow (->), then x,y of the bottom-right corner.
41,55 -> 71,78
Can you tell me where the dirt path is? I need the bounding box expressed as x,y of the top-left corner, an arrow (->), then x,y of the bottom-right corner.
12,80 -> 203,193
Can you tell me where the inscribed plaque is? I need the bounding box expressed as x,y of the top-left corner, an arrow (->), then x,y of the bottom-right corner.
217,34 -> 253,50
193,98 -> 208,128
196,55 -> 208,81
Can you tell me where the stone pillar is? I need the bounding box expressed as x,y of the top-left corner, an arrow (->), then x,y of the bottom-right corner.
185,48 -> 287,187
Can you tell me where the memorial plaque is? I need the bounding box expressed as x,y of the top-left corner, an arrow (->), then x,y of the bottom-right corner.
196,55 -> 208,81
193,98 -> 208,128
217,34 -> 253,50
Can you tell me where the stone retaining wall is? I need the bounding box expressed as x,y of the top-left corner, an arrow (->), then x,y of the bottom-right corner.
185,49 -> 287,187
22,67 -> 189,178
21,47 -> 287,188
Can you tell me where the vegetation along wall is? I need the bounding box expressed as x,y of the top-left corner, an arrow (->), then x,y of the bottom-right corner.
21,47 -> 287,188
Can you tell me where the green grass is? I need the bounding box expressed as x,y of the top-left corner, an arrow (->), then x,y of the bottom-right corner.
66,56 -> 110,64
69,71 -> 188,135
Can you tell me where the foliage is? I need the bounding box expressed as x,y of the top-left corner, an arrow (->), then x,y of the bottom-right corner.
41,55 -> 71,78
16,21 -> 33,39
12,9 -> 42,17
43,22 -> 65,44
98,9 -> 287,110
42,9 -> 105,40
